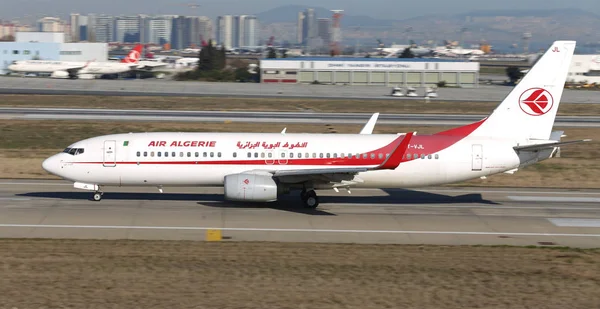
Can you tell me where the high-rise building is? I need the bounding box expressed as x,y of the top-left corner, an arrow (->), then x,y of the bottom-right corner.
238,15 -> 258,47
145,15 -> 173,45
302,8 -> 316,44
297,12 -> 304,44
93,15 -> 114,43
70,13 -> 80,42
217,15 -> 234,49
37,17 -> 63,32
198,16 -> 212,44
317,18 -> 330,47
170,16 -> 187,49
114,15 -> 143,43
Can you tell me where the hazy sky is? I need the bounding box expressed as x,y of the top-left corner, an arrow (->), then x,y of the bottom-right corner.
0,0 -> 598,20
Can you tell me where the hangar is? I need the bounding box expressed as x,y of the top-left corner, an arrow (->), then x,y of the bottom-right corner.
260,57 -> 480,87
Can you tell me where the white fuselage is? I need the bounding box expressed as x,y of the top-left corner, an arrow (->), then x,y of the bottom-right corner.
8,60 -> 133,75
42,132 -> 543,189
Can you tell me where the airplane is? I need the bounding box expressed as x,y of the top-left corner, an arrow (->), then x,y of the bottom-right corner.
41,41 -> 589,208
376,40 -> 435,58
8,45 -> 145,79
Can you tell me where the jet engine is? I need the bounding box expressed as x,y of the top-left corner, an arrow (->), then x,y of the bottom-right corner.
50,71 -> 69,79
223,173 -> 278,202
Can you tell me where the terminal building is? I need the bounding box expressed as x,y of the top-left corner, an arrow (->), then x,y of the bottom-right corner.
0,32 -> 107,74
259,57 -> 481,87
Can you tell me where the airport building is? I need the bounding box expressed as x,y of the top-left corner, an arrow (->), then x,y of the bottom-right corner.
260,57 -> 481,87
567,54 -> 600,84
0,32 -> 107,74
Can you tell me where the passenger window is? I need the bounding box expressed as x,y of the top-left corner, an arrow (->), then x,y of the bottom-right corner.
187,152 -> 191,157
172,152 -> 176,157
268,153 -> 273,158
151,152 -> 155,157
144,151 -> 148,157
136,151 -> 140,157
210,152 -> 214,157
319,153 -> 323,158
326,153 -> 330,158
218,152 -> 221,157
370,153 -> 375,159
247,152 -> 251,158
261,152 -> 265,158
233,152 -> 237,158
158,152 -> 162,157
378,153 -> 383,159
428,154 -> 432,159
341,153 -> 345,158
204,152 -> 208,157
421,154 -> 425,159
407,154 -> 411,159
254,152 -> 258,158
362,154 -> 367,159
195,152 -> 199,157
312,153 -> 316,158
435,154 -> 439,159
298,153 -> 302,158
386,153 -> 390,158
333,153 -> 337,158
180,152 -> 184,157
290,153 -> 294,158
282,152 -> 286,158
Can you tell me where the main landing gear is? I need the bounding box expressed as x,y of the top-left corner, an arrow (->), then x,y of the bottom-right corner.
300,189 -> 319,209
92,191 -> 104,201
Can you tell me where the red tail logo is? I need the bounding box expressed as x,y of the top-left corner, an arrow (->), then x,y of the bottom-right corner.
121,44 -> 142,63
519,88 -> 554,116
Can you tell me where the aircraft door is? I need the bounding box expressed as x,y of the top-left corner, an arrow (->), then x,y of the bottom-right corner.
103,140 -> 117,167
472,144 -> 483,171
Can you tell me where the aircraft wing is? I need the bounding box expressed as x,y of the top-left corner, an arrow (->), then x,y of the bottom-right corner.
513,139 -> 591,152
267,132 -> 414,183
134,62 -> 169,71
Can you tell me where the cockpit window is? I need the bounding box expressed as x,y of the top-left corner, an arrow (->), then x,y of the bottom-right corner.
63,148 -> 84,155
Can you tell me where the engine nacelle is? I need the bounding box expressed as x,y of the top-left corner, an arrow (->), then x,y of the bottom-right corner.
50,71 -> 69,79
78,74 -> 95,79
224,173 -> 278,202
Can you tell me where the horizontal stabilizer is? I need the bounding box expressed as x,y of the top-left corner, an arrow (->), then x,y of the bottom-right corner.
514,139 -> 591,152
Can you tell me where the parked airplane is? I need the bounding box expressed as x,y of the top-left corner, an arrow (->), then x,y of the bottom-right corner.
7,45 -> 145,79
42,41 -> 588,208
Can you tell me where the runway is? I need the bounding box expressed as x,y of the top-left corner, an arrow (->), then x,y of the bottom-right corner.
1,77 -> 599,103
1,179 -> 599,247
2,107 -> 600,127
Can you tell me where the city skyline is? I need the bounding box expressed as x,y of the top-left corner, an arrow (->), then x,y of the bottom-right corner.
0,0 -> 599,21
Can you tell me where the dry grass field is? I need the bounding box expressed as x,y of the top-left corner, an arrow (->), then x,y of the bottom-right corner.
1,94 -> 600,115
0,239 -> 598,309
1,120 -> 598,188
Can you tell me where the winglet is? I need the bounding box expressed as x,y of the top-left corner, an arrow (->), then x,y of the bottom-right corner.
359,113 -> 379,134
281,127 -> 287,134
375,132 -> 414,170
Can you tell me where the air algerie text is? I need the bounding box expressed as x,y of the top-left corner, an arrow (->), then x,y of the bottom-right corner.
147,141 -> 216,147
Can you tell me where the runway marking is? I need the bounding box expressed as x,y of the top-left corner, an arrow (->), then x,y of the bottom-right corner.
508,196 -> 600,203
548,218 -> 600,228
0,224 -> 599,238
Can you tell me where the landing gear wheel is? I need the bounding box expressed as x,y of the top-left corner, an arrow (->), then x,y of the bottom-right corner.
303,190 -> 319,209
93,192 -> 102,201
300,189 -> 308,202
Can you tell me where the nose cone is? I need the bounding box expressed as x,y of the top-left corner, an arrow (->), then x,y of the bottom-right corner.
42,155 -> 60,176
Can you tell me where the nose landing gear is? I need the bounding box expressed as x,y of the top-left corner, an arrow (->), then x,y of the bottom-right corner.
92,191 -> 103,201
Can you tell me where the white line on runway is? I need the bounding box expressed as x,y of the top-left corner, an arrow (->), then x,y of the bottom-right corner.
548,218 -> 600,228
508,196 -> 600,203
0,224 -> 599,238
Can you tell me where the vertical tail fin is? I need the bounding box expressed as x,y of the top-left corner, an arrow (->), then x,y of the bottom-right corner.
471,40 -> 576,140
121,44 -> 143,64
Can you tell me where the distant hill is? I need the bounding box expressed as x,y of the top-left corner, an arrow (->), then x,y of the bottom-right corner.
255,5 -> 395,28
